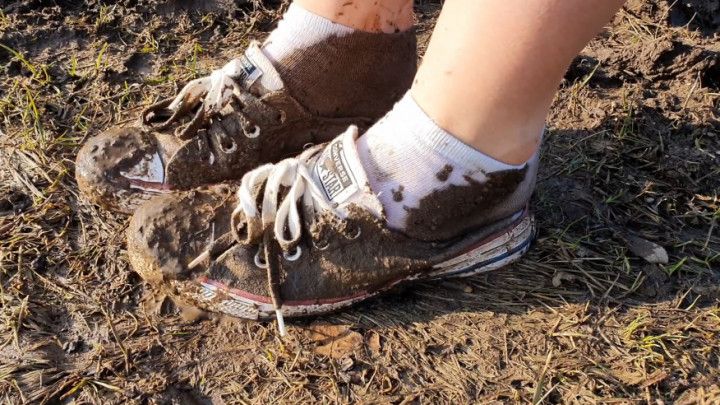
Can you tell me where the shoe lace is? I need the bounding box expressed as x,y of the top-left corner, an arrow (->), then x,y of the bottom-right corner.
141,58 -> 262,141
189,146 -> 340,336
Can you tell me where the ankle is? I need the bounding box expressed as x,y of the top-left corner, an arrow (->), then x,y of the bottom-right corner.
467,122 -> 545,165
411,90 -> 546,165
296,0 -> 414,33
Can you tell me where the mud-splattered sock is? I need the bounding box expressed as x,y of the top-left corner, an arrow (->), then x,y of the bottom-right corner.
259,3 -> 417,118
356,92 -> 540,239
262,3 -> 355,64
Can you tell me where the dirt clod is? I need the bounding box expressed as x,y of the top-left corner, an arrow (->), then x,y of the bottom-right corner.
435,164 -> 453,182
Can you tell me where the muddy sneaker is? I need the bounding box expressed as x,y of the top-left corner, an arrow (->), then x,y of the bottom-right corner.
127,126 -> 536,335
76,34 -> 416,214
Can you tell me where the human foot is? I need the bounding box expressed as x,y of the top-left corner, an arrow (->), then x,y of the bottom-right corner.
356,92 -> 540,240
127,126 -> 536,335
75,7 -> 416,214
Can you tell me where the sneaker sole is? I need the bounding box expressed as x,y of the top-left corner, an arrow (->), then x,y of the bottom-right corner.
187,210 -> 535,321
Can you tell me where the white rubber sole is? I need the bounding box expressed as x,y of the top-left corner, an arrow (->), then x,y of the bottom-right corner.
193,212 -> 535,320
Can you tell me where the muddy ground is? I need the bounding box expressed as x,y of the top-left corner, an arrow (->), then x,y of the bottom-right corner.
0,0 -> 719,403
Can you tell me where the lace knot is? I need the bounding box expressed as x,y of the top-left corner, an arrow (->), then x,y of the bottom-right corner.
141,58 -> 257,140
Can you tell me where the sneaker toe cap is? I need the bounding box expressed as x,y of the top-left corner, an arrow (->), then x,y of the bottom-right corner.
75,126 -> 162,214
126,186 -> 236,285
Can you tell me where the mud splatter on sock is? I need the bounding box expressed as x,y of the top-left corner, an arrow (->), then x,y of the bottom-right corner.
260,3 -> 417,118
356,92 -> 541,240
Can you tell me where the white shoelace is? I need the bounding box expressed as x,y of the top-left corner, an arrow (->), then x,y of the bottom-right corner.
241,150 -> 340,336
236,149 -> 337,251
246,152 -> 335,336
167,58 -> 247,114
190,147 -> 339,336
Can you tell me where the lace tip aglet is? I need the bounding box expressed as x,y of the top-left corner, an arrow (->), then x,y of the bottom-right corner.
275,309 -> 287,337
188,251 -> 209,269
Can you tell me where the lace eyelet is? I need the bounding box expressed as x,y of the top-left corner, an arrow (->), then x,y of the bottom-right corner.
283,246 -> 302,261
217,136 -> 237,154
346,225 -> 361,240
254,250 -> 268,269
244,125 -> 261,139
312,239 -> 330,251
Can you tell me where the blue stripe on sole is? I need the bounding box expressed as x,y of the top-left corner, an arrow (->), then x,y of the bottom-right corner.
433,233 -> 534,279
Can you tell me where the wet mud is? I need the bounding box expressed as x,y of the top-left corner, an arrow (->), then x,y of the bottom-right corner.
403,166 -> 530,241
435,164 -> 453,182
275,29 -> 417,118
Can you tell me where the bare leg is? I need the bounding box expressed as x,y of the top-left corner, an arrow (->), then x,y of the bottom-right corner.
296,0 -> 414,33
413,0 -> 626,164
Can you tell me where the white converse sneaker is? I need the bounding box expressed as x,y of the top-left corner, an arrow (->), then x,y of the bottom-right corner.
127,127 -> 536,335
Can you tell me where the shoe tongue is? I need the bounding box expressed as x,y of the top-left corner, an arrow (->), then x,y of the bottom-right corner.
311,126 -> 384,219
236,42 -> 284,96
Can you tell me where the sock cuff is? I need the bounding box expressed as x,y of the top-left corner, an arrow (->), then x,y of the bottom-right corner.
267,3 -> 355,43
262,3 -> 356,65
395,92 -> 528,171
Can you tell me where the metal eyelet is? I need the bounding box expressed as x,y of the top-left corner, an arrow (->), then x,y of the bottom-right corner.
302,142 -> 314,150
217,134 -> 237,154
346,225 -> 361,240
312,239 -> 330,251
254,250 -> 268,269
244,124 -> 261,139
282,246 -> 302,262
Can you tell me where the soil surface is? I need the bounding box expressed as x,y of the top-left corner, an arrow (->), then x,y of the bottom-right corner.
1,0 -> 719,403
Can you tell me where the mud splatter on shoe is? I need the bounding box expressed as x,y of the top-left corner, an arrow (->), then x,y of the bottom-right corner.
127,127 -> 537,335
76,33 -> 416,214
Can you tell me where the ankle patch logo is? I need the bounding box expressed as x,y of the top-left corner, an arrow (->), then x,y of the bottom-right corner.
237,54 -> 262,88
315,138 -> 358,204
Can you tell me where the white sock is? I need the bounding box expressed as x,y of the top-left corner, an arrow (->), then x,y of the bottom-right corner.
357,92 -> 539,231
262,3 -> 355,65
